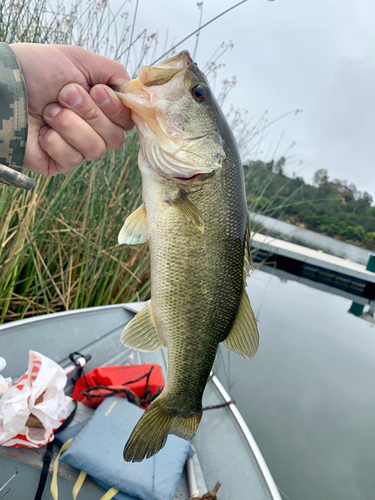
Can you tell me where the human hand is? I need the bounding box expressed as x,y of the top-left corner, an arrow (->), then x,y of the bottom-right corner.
10,43 -> 134,176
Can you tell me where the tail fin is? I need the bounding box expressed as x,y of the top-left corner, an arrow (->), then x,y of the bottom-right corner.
123,397 -> 202,462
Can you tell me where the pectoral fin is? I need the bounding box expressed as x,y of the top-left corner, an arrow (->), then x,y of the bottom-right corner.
223,288 -> 259,358
118,203 -> 149,245
168,190 -> 204,233
121,300 -> 164,352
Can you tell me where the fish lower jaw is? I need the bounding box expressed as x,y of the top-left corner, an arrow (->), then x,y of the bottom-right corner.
172,170 -> 215,182
174,172 -> 203,181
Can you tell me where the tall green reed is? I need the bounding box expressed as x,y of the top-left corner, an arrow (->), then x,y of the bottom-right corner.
0,0 -> 155,322
0,0 -> 256,323
0,0 -> 293,322
0,128 -> 152,322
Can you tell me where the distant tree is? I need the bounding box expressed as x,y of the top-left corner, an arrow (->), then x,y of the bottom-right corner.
274,157 -> 286,175
244,158 -> 375,249
313,168 -> 329,188
365,232 -> 375,250
339,181 -> 356,203
353,225 -> 366,241
353,191 -> 373,215
265,160 -> 274,173
344,225 -> 366,241
331,178 -> 344,193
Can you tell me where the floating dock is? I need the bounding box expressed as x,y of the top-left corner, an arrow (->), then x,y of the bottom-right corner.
251,233 -> 375,306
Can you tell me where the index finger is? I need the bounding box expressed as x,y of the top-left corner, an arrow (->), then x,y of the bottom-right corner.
90,84 -> 134,131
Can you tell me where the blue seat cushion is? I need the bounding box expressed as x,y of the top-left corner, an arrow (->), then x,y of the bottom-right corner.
57,419 -> 133,500
59,397 -> 193,500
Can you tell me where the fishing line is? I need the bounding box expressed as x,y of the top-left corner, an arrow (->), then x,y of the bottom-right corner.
126,0 -> 140,68
255,267 -> 275,321
0,489 -> 10,500
216,345 -> 233,392
151,0 -> 248,65
152,454 -> 156,500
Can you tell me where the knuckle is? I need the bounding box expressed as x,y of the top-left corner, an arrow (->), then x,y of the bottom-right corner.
85,139 -> 106,161
108,130 -> 125,150
60,154 -> 83,171
96,140 -> 106,157
40,129 -> 58,150
40,129 -> 84,170
46,160 -> 58,177
55,108 -> 74,129
107,105 -> 123,120
68,152 -> 84,169
82,106 -> 101,123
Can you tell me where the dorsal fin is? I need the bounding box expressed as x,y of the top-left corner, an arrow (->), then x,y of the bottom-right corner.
223,287 -> 259,358
224,215 -> 258,358
121,301 -> 164,352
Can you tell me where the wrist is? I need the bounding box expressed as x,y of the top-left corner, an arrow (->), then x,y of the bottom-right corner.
0,43 -> 34,189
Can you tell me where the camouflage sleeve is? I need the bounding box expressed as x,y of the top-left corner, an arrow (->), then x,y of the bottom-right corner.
0,42 -> 35,190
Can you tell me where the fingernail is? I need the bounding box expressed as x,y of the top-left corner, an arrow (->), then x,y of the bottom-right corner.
44,103 -> 62,119
92,86 -> 111,107
39,126 -> 49,137
60,85 -> 83,107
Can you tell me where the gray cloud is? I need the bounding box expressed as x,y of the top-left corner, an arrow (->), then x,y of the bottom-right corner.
117,0 -> 375,196
310,56 -> 375,194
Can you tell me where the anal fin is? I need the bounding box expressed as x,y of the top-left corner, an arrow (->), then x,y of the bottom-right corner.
121,300 -> 164,352
223,288 -> 259,358
118,203 -> 148,245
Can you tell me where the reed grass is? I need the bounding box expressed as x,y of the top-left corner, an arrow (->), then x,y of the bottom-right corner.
0,129 -> 153,322
0,0 -> 155,322
0,0 -> 291,323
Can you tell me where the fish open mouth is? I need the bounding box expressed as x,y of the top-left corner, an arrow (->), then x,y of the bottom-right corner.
116,51 -> 193,95
114,51 -> 224,180
174,171 -> 216,182
152,51 -> 194,70
137,52 -> 193,87
113,52 -> 194,130
174,172 -> 202,181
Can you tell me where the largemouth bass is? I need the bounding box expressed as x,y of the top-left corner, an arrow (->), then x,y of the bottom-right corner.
116,51 -> 259,462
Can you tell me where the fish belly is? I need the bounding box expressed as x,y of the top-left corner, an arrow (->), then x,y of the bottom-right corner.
142,171 -> 245,415
123,164 -> 248,462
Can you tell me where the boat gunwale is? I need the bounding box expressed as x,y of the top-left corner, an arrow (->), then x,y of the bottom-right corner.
210,374 -> 282,500
0,303 -> 281,499
0,303 -> 141,332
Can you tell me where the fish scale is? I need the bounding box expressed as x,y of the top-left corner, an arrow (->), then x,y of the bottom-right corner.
115,50 -> 259,462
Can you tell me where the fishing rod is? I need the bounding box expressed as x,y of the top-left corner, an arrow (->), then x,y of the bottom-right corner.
151,0 -> 248,65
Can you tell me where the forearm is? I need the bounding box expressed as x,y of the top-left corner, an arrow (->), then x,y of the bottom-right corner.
0,42 -> 34,189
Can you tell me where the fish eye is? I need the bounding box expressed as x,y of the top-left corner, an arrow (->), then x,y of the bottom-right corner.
191,84 -> 209,102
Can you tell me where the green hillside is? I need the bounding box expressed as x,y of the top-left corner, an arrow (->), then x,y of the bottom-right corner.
244,159 -> 375,250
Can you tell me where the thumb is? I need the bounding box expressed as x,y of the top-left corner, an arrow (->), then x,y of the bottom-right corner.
59,45 -> 131,87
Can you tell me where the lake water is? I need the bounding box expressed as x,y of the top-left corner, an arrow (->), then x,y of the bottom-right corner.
250,213 -> 372,265
214,269 -> 375,500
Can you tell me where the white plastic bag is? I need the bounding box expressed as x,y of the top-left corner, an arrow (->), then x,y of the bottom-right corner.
0,357 -> 12,397
0,350 -> 73,448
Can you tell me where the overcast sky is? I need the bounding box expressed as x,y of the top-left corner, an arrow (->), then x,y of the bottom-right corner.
112,0 -> 375,198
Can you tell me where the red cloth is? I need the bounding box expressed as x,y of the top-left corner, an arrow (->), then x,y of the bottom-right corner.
71,364 -> 164,409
